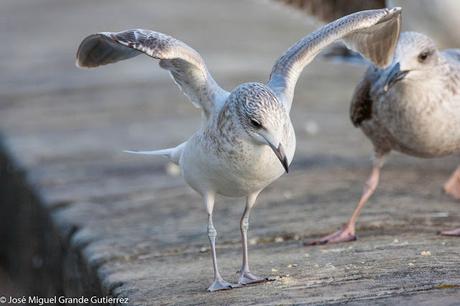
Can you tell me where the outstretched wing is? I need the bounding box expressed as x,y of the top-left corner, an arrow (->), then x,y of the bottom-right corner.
267,8 -> 401,111
76,29 -> 229,118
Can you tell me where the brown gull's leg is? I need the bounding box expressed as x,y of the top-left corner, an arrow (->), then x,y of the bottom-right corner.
443,166 -> 460,200
306,155 -> 385,245
440,166 -> 460,236
440,228 -> 460,236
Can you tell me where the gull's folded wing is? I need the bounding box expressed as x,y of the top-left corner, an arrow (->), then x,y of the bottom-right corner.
267,8 -> 401,111
443,49 -> 460,63
350,66 -> 380,127
76,29 -> 229,117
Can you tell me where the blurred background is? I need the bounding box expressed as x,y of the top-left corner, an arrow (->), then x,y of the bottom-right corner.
1,0 -> 460,303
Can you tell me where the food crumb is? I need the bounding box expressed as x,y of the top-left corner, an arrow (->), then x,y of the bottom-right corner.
278,274 -> 295,285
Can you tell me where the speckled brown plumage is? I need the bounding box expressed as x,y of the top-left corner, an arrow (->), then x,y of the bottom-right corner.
350,66 -> 378,127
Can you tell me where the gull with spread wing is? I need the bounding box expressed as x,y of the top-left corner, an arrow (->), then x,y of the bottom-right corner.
308,31 -> 460,245
76,7 -> 401,291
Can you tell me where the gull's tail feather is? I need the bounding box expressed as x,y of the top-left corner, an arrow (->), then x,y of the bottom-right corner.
123,149 -> 173,155
123,142 -> 186,165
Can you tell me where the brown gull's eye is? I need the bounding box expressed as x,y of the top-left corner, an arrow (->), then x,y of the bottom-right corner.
418,51 -> 431,63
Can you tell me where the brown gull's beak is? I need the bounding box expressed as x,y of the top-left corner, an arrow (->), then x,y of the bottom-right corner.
384,63 -> 409,92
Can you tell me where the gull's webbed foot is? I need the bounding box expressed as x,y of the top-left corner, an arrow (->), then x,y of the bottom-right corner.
440,228 -> 460,237
238,271 -> 273,286
443,168 -> 460,200
305,225 -> 357,246
207,278 -> 240,292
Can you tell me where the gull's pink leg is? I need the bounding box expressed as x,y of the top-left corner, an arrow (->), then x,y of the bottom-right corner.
440,228 -> 460,236
440,166 -> 460,236
306,155 -> 385,246
443,166 -> 460,200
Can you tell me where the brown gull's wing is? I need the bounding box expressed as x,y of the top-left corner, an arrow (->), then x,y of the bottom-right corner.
350,66 -> 380,127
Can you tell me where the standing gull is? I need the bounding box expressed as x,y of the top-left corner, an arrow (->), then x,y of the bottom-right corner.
76,8 -> 400,291
308,31 -> 460,245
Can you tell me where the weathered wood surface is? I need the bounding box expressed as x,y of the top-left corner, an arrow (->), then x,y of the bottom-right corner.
1,0 -> 460,305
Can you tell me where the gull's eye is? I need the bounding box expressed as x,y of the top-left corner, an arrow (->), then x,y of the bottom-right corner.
250,119 -> 262,129
418,50 -> 431,63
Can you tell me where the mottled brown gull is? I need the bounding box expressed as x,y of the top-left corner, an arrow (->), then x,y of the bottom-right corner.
76,8 -> 400,291
308,31 -> 460,245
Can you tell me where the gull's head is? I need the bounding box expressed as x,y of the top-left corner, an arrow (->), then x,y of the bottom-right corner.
231,82 -> 289,172
384,32 -> 440,91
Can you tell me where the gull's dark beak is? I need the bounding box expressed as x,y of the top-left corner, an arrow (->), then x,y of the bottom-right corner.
267,142 -> 289,173
384,63 -> 409,92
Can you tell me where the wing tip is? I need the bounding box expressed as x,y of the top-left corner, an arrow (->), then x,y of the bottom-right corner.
379,6 -> 402,21
75,33 -> 112,69
388,7 -> 402,14
75,57 -> 100,69
75,58 -> 89,69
